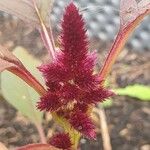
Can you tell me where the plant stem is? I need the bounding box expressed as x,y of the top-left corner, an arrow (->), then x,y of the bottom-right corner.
39,22 -> 56,59
35,122 -> 47,144
72,132 -> 80,150
32,0 -> 56,60
52,113 -> 81,150
96,107 -> 112,150
48,19 -> 56,54
99,30 -> 126,80
8,67 -> 46,96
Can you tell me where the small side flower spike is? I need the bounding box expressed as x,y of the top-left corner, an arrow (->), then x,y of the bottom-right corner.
37,92 -> 61,112
49,133 -> 72,150
69,111 -> 96,139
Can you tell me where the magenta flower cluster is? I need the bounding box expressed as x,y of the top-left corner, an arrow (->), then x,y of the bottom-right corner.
37,3 -> 114,149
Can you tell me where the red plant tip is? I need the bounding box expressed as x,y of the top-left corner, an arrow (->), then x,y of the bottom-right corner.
49,133 -> 72,150
37,2 -> 114,139
80,88 -> 115,104
73,102 -> 89,113
37,92 -> 62,112
61,2 -> 88,61
69,111 -> 96,139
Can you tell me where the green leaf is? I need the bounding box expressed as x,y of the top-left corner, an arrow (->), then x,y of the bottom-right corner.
101,99 -> 113,108
13,47 -> 44,85
115,84 -> 150,101
1,47 -> 44,124
101,78 -> 113,108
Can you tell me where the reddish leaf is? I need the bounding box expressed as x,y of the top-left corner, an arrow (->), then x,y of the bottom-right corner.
0,0 -> 55,60
0,0 -> 54,28
120,0 -> 150,30
120,0 -> 138,28
17,144 -> 61,150
99,0 -> 150,80
138,0 -> 150,7
0,45 -> 23,71
0,45 -> 45,95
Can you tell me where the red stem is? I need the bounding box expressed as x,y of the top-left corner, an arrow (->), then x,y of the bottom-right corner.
8,67 -> 46,96
35,122 -> 47,144
99,30 -> 126,80
40,23 -> 56,59
32,0 -> 56,60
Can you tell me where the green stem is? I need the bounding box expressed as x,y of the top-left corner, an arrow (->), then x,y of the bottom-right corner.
72,133 -> 80,150
53,113 -> 81,150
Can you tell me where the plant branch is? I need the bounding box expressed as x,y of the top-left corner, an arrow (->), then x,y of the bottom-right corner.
8,67 -> 46,96
32,0 -> 56,60
35,122 -> 47,144
48,18 -> 56,53
95,107 -> 112,150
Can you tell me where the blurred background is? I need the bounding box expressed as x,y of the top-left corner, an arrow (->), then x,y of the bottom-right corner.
0,0 -> 150,150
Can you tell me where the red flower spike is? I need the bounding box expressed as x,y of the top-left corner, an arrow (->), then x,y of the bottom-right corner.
60,83 -> 80,100
81,88 -> 114,104
46,81 -> 61,92
37,2 -> 114,140
56,109 -> 69,118
37,92 -> 62,112
60,5 -> 102,90
61,3 -> 88,57
81,51 -> 98,73
38,60 -> 69,83
60,3 -> 89,73
49,133 -> 72,150
73,102 -> 89,113
69,111 -> 96,139
74,73 -> 100,91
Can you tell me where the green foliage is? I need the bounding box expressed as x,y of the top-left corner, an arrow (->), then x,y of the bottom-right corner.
1,47 -> 44,124
102,99 -> 113,108
102,84 -> 150,108
115,84 -> 150,101
101,79 -> 113,108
